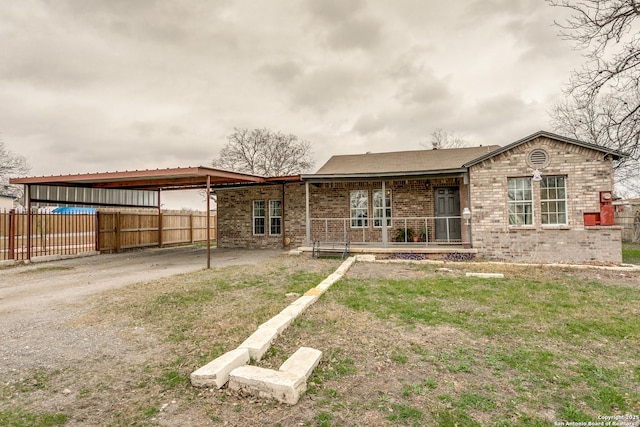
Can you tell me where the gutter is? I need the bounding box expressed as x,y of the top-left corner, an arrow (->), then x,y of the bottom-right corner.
301,169 -> 469,182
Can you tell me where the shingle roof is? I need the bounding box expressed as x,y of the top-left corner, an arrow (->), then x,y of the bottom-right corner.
308,145 -> 500,177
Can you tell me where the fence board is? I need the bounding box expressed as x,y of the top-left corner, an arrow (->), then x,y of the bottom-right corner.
97,211 -> 216,253
1,209 -> 216,261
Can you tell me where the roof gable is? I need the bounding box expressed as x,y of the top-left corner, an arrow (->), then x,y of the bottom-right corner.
463,130 -> 626,168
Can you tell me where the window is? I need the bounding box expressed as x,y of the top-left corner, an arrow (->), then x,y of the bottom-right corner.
269,200 -> 282,235
540,176 -> 567,225
508,178 -> 533,225
373,189 -> 392,227
350,190 -> 368,228
253,200 -> 265,235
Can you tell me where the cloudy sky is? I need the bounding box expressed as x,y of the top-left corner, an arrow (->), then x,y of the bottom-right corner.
1,0 -> 580,208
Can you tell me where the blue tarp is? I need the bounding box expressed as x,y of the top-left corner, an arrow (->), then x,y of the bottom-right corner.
52,207 -> 96,214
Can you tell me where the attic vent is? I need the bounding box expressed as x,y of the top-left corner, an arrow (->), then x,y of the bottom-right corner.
528,149 -> 549,168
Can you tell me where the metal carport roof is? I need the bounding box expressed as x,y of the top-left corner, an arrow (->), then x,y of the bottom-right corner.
10,166 -> 271,268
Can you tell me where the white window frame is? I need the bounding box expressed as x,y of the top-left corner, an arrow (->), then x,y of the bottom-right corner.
269,200 -> 282,235
253,200 -> 265,235
373,189 -> 392,228
507,178 -> 533,226
350,190 -> 368,228
540,176 -> 568,226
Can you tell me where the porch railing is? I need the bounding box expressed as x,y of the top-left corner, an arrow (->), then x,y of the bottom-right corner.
309,216 -> 465,246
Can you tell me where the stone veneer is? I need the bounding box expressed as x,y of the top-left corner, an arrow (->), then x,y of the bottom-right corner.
468,136 -> 622,263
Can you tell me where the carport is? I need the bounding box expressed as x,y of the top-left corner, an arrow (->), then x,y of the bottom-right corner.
10,167 -> 266,268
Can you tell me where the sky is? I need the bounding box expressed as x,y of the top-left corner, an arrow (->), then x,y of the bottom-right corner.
0,0 -> 582,209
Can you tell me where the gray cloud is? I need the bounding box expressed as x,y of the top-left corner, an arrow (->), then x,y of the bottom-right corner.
259,61 -> 304,84
290,66 -> 363,112
305,0 -> 384,51
0,0 -> 585,207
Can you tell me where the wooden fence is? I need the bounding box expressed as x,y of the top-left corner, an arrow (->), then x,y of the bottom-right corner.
97,211 -> 217,253
0,209 -> 216,261
616,206 -> 640,243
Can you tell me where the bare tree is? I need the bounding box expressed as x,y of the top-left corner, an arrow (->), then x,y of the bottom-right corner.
548,0 -> 640,195
421,129 -> 468,150
0,139 -> 29,198
548,1 -> 640,156
212,128 -> 314,176
551,97 -> 640,196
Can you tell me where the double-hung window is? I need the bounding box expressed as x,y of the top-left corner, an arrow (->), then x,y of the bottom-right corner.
269,200 -> 282,235
373,189 -> 392,227
253,200 -> 265,235
507,178 -> 533,225
350,190 -> 368,228
540,176 -> 567,225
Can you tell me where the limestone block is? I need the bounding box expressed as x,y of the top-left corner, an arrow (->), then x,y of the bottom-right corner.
237,327 -> 278,361
290,295 -> 318,309
315,280 -> 333,291
280,303 -> 306,319
304,287 -> 323,297
190,348 -> 250,388
279,347 -> 322,381
228,365 -> 306,405
258,313 -> 294,334
355,254 -> 376,262
465,272 -> 504,278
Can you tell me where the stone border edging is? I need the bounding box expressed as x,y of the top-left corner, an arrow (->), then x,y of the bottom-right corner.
190,256 -> 356,402
372,257 -> 640,272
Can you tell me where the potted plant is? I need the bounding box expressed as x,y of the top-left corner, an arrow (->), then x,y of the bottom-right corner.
394,227 -> 415,242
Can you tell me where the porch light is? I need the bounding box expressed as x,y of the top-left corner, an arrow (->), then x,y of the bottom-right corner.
532,169 -> 543,182
462,207 -> 471,225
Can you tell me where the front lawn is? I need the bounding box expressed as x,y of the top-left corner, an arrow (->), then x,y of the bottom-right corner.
623,242 -> 640,265
2,257 -> 638,426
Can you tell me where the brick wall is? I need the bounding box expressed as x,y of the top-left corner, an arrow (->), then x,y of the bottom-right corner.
216,177 -> 470,248
469,136 -> 622,263
216,183 -> 306,249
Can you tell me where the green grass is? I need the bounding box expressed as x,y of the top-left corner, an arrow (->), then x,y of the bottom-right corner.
622,242 -> 640,264
7,257 -> 636,426
324,265 -> 640,425
0,409 -> 67,427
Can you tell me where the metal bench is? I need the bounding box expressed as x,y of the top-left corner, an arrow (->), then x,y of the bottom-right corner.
312,240 -> 350,259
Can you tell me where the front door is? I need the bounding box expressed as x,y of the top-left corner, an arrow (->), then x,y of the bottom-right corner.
435,187 -> 461,241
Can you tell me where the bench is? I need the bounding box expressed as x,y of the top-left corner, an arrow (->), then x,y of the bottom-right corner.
312,240 -> 350,259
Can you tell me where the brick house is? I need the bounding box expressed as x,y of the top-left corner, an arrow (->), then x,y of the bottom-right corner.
214,131 -> 625,263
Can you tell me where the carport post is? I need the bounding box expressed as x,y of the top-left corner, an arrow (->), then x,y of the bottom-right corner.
206,175 -> 211,269
26,185 -> 32,261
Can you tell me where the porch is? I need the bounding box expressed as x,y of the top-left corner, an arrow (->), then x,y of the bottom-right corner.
297,242 -> 478,257
302,216 -> 474,258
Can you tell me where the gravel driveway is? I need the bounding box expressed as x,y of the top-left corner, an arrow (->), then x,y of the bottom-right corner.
0,246 -> 282,381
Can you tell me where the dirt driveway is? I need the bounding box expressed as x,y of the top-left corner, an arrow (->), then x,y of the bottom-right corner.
0,246 -> 282,379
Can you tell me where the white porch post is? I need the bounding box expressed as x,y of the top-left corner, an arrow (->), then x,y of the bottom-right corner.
305,181 -> 310,245
381,180 -> 388,246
